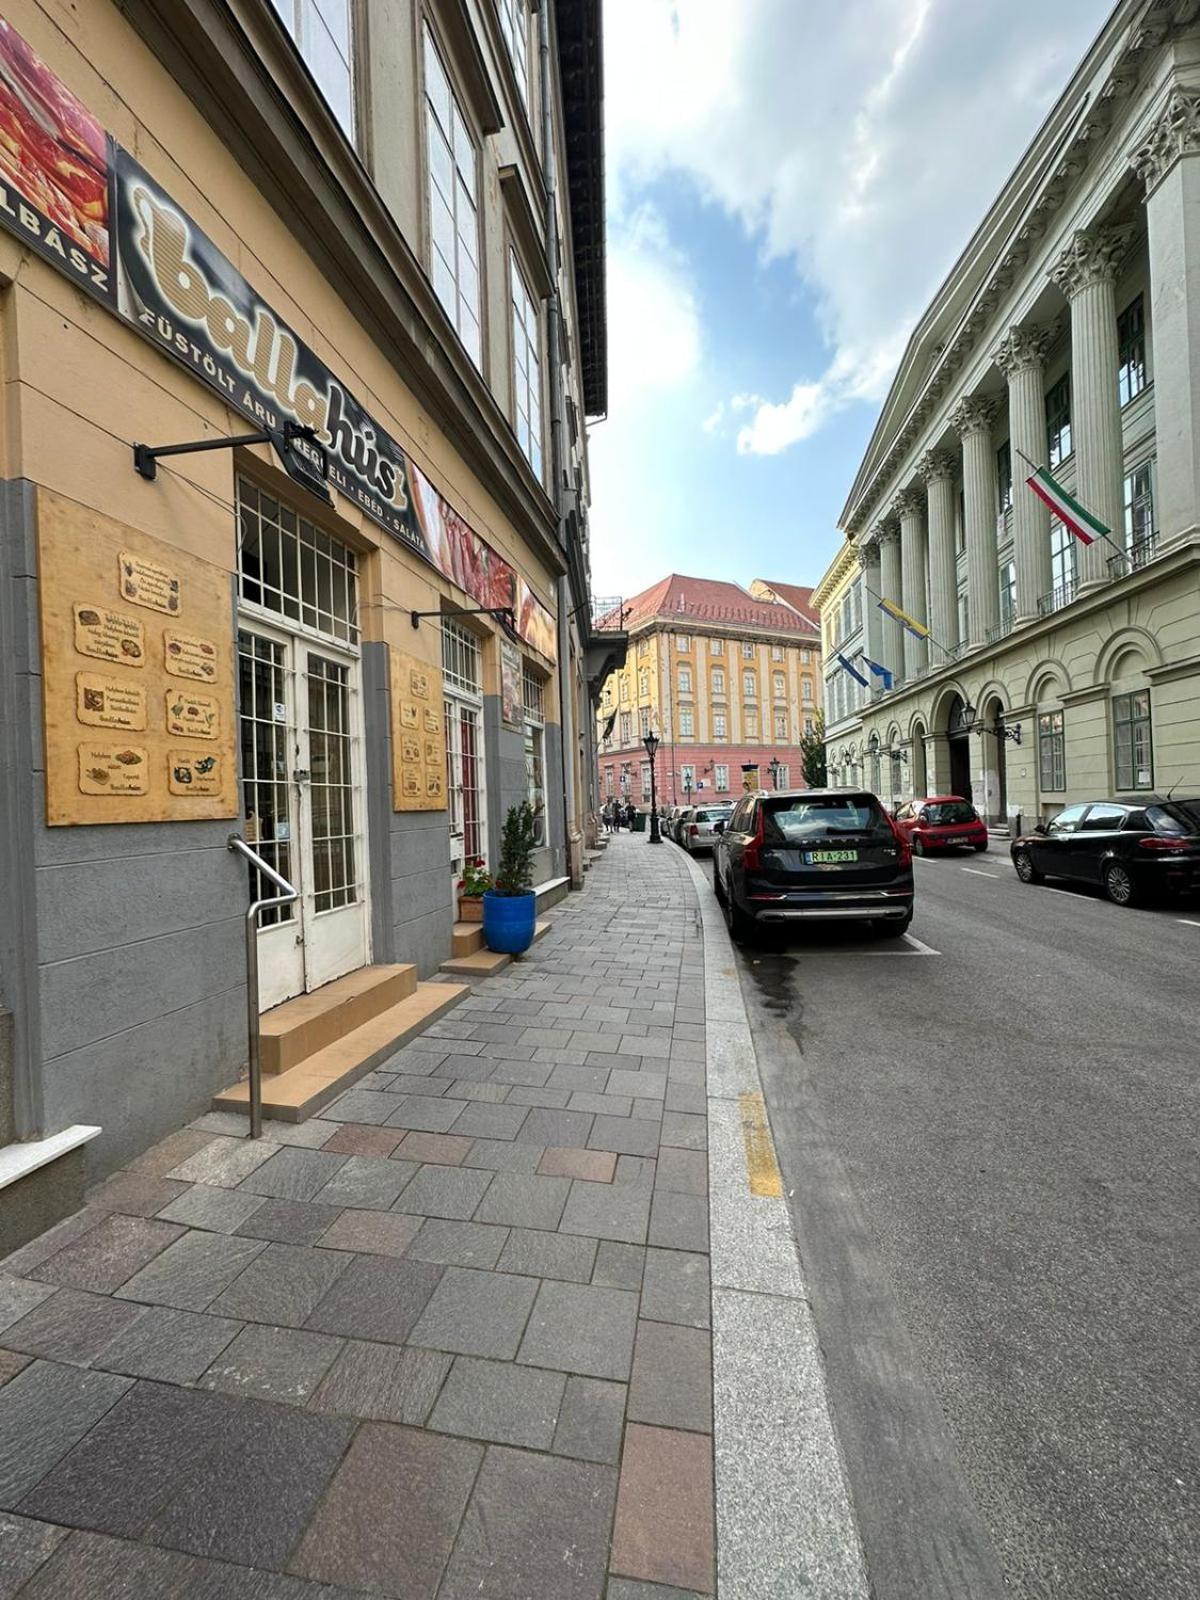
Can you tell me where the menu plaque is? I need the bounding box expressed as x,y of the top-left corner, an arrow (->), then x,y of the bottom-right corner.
401,736 -> 421,765
164,630 -> 219,681
391,647 -> 448,813
423,708 -> 440,734
78,744 -> 149,795
168,750 -> 222,795
166,691 -> 220,740
73,604 -> 145,665
76,672 -> 147,730
119,551 -> 181,614
399,703 -> 419,730
410,669 -> 430,700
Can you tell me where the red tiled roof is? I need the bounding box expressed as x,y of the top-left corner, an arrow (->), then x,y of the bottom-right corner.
618,574 -> 819,636
755,580 -> 819,626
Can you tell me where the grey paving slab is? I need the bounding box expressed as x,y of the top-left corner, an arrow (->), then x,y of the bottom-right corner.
404,1219 -> 509,1269
497,1227 -> 597,1284
200,1323 -> 343,1406
432,1052 -> 500,1080
1,1211 -> 103,1279
629,1320 -> 713,1434
311,1154 -> 413,1210
393,1164 -> 493,1220
288,1422 -> 482,1597
115,1232 -> 268,1312
92,1305 -> 242,1385
321,1088 -> 405,1125
615,1154 -> 658,1188
606,1579 -> 711,1600
409,1268 -> 538,1360
0,1361 -> 132,1507
0,1351 -> 31,1388
237,1147 -> 349,1202
125,1128 -> 214,1176
593,1241 -> 646,1291
4,1288 -> 143,1365
315,1209 -> 423,1258
0,1277 -> 56,1336
442,1079 -> 511,1102
305,1255 -> 444,1345
445,1102 -> 529,1140
649,1191 -> 710,1253
463,1138 -> 545,1173
156,1184 -> 267,1235
0,1511 -> 69,1599
10,1530 -> 265,1600
551,1373 -> 627,1465
384,1095 -> 467,1133
428,1355 -> 566,1448
588,1115 -> 661,1158
546,1064 -> 611,1094
208,1242 -> 351,1327
486,1060 -> 553,1088
607,1068 -> 668,1100
517,1279 -> 638,1380
439,1445 -> 617,1600
308,1340 -> 452,1424
569,1092 -> 632,1116
234,1198 -> 343,1246
474,1172 -> 571,1230
641,1249 -> 711,1330
658,1112 -> 708,1150
82,1172 -> 189,1218
655,1148 -> 708,1195
166,1136 -> 277,1188
516,1108 -> 594,1147
560,1180 -> 651,1245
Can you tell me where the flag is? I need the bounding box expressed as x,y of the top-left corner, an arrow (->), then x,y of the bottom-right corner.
601,710 -> 616,740
1024,465 -> 1108,546
836,652 -> 870,688
877,597 -> 929,639
863,656 -> 894,691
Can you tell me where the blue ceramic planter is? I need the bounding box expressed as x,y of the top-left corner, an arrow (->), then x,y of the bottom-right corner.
482,889 -> 536,955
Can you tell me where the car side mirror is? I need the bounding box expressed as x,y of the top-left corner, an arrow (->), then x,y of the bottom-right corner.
1034,822 -> 1048,835
713,820 -> 725,835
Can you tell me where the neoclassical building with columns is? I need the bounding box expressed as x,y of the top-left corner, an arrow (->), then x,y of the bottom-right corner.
824,0 -> 1200,828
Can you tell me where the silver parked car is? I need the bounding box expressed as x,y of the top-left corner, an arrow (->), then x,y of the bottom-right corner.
664,805 -> 689,842
680,803 -> 733,854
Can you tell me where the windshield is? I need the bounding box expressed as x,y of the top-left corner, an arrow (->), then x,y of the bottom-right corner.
922,801 -> 977,824
1146,801 -> 1200,835
694,807 -> 731,824
762,795 -> 890,841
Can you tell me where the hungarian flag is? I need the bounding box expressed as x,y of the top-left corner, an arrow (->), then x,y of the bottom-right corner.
877,597 -> 929,639
1025,465 -> 1109,545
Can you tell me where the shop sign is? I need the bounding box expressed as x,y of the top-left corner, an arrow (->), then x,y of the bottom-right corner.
0,13 -> 558,661
500,641 -> 522,728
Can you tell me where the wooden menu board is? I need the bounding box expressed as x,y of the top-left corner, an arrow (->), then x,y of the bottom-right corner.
38,489 -> 238,824
390,646 -> 447,812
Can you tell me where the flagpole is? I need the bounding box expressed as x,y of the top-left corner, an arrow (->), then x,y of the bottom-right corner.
1012,445 -> 1126,557
860,579 -> 959,667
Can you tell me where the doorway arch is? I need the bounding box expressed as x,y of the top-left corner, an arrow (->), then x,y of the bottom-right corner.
980,692 -> 1008,822
945,693 -> 972,801
910,719 -> 928,797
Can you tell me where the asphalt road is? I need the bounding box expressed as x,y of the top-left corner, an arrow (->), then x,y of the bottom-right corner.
723,843 -> 1200,1600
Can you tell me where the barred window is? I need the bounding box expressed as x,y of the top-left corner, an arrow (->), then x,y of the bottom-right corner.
237,478 -> 359,646
442,619 -> 482,695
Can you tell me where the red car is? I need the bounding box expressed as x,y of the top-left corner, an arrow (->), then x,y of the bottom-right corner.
892,795 -> 989,855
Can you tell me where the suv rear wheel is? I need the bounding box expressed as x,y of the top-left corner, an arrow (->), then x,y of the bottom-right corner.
722,885 -> 755,944
871,913 -> 912,939
712,861 -> 725,903
1013,848 -> 1043,884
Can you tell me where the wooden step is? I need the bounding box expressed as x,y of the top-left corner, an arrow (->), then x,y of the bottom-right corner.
260,964 -> 417,1075
440,920 -> 550,979
212,981 -> 467,1123
451,921 -> 484,958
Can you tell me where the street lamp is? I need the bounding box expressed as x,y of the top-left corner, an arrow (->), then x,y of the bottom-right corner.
768,756 -> 784,790
643,731 -> 662,843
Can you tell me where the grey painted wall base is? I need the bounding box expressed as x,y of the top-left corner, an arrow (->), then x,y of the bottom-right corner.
0,1147 -> 87,1255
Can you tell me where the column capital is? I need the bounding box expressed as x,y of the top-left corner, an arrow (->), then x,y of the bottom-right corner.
874,520 -> 900,549
949,394 -> 998,438
1133,86 -> 1200,194
1049,225 -> 1136,299
916,449 -> 956,486
855,539 -> 881,570
993,323 -> 1051,376
892,488 -> 924,520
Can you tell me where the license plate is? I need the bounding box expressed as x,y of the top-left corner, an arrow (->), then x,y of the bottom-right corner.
805,849 -> 858,864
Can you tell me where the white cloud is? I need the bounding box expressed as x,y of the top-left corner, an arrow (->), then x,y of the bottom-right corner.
603,204 -> 701,413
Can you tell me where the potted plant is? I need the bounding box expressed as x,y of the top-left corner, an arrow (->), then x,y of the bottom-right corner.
457,858 -> 491,922
482,802 -> 538,955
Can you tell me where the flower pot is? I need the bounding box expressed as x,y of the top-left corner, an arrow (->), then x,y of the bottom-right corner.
482,889 -> 537,955
458,895 -> 484,923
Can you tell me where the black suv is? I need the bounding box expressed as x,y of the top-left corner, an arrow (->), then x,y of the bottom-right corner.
1010,796 -> 1200,906
712,789 -> 914,942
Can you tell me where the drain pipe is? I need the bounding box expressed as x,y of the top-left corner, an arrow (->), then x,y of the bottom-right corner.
538,0 -> 581,886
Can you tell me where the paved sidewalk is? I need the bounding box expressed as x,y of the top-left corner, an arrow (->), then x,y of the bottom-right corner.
0,836 -> 724,1599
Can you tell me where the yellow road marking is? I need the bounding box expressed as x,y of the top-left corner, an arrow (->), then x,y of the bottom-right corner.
738,1092 -> 783,1197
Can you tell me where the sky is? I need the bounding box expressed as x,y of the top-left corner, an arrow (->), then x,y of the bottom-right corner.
585,0 -> 1111,605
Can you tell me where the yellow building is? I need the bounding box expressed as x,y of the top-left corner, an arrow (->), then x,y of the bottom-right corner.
596,575 -> 822,807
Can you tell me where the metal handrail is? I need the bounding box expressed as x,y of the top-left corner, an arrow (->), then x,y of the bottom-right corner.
228,834 -> 299,1139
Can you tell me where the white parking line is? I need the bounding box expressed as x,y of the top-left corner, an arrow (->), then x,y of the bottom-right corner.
853,933 -> 941,956
1178,919 -> 1200,928
961,867 -> 997,879
903,933 -> 940,955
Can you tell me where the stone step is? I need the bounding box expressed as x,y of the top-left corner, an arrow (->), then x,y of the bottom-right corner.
212,981 -> 467,1122
451,921 -> 485,958
440,920 -> 550,980
260,964 -> 417,1075
536,876 -> 571,911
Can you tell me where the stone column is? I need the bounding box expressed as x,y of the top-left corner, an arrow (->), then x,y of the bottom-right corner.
951,395 -> 1000,648
917,450 -> 958,665
877,522 -> 903,686
857,536 -> 884,693
1049,227 -> 1133,590
1134,86 -> 1200,548
895,490 -> 928,678
994,325 -> 1051,624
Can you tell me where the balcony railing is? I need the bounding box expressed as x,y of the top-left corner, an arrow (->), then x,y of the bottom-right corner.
985,619 -> 1013,644
1107,532 -> 1157,578
1037,581 -> 1076,617
591,596 -> 628,631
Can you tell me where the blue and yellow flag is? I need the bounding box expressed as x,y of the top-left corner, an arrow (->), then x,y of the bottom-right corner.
877,597 -> 929,640
836,653 -> 870,687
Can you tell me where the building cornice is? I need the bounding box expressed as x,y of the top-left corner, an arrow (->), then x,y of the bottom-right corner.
1132,82 -> 1200,189
812,540 -> 859,608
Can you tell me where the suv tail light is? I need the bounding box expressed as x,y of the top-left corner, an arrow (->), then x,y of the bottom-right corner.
688,824 -> 699,837
888,812 -> 912,868
1138,836 -> 1189,852
742,805 -> 766,871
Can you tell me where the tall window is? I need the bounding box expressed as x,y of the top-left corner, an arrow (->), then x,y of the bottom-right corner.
997,441 -> 1013,513
619,676 -> 629,703
443,620 -> 485,865
742,670 -> 756,698
1117,296 -> 1147,407
956,489 -> 966,555
619,711 -> 631,744
714,764 -> 729,791
742,641 -> 755,660
638,668 -> 649,697
424,30 -> 481,365
498,0 -> 529,105
640,761 -> 652,801
776,764 -> 791,787
801,648 -> 812,664
639,706 -> 651,738
958,592 -> 969,644
772,645 -> 784,662
638,636 -> 650,657
523,669 -> 546,844
510,253 -> 543,477
676,634 -> 690,652
773,672 -> 786,699
1038,710 -> 1066,792
679,707 -> 694,737
710,638 -> 723,655
711,667 -> 726,697
713,710 -> 727,739
774,711 -> 788,740
1046,375 -> 1071,468
801,676 -> 813,702
1123,463 -> 1154,564
1113,690 -> 1152,790
1049,519 -> 1076,609
999,560 -> 1016,632
678,666 -> 692,694
272,0 -> 355,138
744,705 -> 759,738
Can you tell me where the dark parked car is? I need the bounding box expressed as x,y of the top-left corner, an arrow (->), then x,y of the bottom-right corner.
893,795 -> 989,854
713,789 -> 914,942
1010,796 -> 1200,906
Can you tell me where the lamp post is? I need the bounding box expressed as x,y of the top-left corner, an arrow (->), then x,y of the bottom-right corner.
643,731 -> 662,843
768,756 -> 784,790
